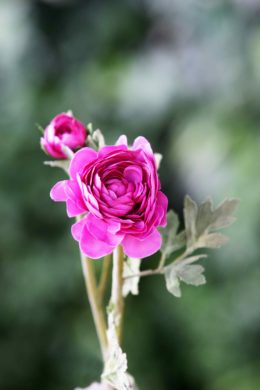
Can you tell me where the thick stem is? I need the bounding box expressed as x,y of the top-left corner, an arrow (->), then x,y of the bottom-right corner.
78,245 -> 108,362
110,245 -> 125,343
98,254 -> 112,304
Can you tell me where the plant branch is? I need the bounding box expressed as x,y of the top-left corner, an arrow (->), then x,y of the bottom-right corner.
124,245 -> 197,280
158,252 -> 167,270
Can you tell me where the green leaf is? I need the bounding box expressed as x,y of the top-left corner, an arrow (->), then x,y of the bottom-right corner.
163,196 -> 239,298
160,210 -> 185,260
36,123 -> 44,134
184,195 -> 198,247
178,264 -> 206,286
87,122 -> 93,134
164,257 -> 207,298
181,254 -> 208,265
197,233 -> 229,248
164,266 -> 181,297
183,196 -> 239,250
210,198 -> 239,230
196,198 -> 213,237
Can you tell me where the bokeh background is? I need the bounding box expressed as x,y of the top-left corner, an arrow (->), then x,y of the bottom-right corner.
0,0 -> 260,389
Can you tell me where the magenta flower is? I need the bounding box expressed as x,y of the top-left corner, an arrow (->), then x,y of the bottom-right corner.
41,112 -> 87,159
50,135 -> 168,259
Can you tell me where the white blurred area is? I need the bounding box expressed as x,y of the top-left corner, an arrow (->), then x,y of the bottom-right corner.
118,0 -> 245,125
0,0 -> 30,69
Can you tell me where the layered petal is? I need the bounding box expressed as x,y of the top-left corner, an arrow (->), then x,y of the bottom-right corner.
115,134 -> 128,146
41,113 -> 87,159
71,217 -> 86,241
133,136 -> 153,156
50,133 -> 168,260
80,224 -> 116,259
122,229 -> 162,258
50,180 -> 68,201
70,148 -> 98,179
85,214 -> 123,247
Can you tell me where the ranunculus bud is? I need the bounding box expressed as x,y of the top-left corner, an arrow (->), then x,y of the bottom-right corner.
41,112 -> 87,159
50,135 -> 168,259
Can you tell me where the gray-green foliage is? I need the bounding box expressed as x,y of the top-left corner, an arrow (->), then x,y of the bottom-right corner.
163,196 -> 239,297
164,254 -> 207,297
159,210 -> 186,260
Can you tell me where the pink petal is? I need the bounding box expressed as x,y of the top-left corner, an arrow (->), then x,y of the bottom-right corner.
71,217 -> 87,241
98,144 -> 127,158
69,148 -> 98,179
157,191 -> 168,227
41,137 -> 65,159
122,229 -> 162,258
132,136 -> 153,156
80,224 -> 115,259
115,135 -> 128,146
66,199 -> 86,217
50,180 -> 68,201
124,165 -> 143,183
85,214 -> 123,246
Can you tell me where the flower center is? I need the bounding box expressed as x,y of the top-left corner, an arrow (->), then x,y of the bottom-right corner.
56,126 -> 71,136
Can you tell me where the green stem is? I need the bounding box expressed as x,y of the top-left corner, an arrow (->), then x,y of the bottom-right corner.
79,252 -> 108,361
98,254 -> 112,304
110,245 -> 125,343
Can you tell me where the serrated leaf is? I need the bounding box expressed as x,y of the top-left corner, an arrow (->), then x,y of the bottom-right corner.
160,210 -> 185,260
178,264 -> 206,286
183,196 -> 239,251
196,198 -> 213,237
172,231 -> 187,252
164,266 -> 181,297
184,195 -> 198,247
181,254 -> 208,265
210,199 -> 239,230
102,316 -> 131,390
164,259 -> 207,297
123,258 -> 141,297
197,233 -> 229,249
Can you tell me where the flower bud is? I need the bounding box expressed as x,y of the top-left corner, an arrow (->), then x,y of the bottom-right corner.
41,112 -> 87,159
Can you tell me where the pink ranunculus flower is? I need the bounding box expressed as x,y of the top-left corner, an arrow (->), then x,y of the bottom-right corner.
41,112 -> 87,159
50,135 -> 168,259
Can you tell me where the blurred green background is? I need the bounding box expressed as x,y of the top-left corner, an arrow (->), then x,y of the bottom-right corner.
0,0 -> 259,389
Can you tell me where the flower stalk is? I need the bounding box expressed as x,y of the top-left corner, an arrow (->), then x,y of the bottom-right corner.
98,254 -> 112,304
110,245 -> 125,344
77,215 -> 108,362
